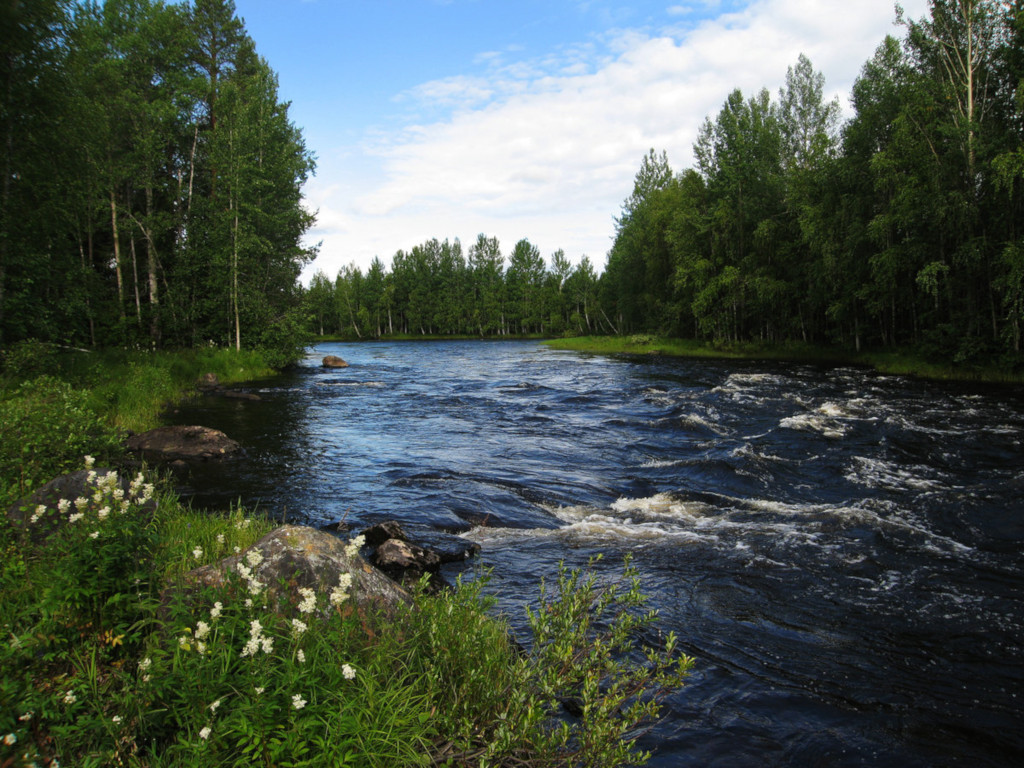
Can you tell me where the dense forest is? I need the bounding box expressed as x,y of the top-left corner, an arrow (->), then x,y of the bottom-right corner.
309,0 -> 1024,367
3,0 -> 1022,369
1,0 -> 315,362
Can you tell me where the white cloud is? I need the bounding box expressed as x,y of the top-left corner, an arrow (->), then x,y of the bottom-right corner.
302,0 -> 929,282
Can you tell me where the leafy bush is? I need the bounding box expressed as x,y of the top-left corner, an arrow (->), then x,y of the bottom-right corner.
1,470 -> 693,768
258,307 -> 311,370
0,377 -> 122,502
1,339 -> 60,380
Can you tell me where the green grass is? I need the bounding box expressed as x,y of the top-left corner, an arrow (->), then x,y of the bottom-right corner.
544,335 -> 1024,383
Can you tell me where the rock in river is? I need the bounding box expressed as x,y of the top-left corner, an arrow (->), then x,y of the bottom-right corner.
126,425 -> 242,462
322,355 -> 349,368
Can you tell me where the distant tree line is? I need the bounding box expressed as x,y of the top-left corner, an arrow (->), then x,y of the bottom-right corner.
1,0 -> 315,358
305,236 -> 601,338
601,1 -> 1024,363
310,1 -> 1024,368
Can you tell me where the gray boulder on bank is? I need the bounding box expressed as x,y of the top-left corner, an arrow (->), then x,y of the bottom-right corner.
322,355 -> 349,368
125,425 -> 242,462
183,524 -> 411,615
6,468 -> 156,543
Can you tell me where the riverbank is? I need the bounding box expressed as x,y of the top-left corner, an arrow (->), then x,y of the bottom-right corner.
543,335 -> 1024,384
0,345 -> 691,767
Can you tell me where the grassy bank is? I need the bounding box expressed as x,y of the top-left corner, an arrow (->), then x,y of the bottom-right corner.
1,346 -> 693,767
544,335 -> 1024,384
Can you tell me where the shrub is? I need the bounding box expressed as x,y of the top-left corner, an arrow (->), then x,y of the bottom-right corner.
1,475 -> 693,768
0,377 -> 122,502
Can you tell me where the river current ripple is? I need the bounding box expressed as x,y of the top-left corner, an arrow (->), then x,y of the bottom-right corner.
170,341 -> 1024,766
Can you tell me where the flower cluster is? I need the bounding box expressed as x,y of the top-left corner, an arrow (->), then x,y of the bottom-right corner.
25,458 -> 154,533
344,534 -> 366,558
241,618 -> 274,657
330,572 -> 353,607
235,552 -> 266,598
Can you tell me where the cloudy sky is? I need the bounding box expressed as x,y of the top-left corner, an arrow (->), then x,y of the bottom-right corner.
234,0 -> 929,281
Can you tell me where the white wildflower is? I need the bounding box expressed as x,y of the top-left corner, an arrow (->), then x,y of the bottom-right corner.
113,488 -> 125,501
236,518 -> 251,529
63,690 -> 77,705
199,726 -> 211,740
297,648 -> 306,663
17,713 -> 32,722
244,598 -> 253,608
196,640 -> 207,654
74,496 -> 88,511
139,657 -> 152,671
342,663 -> 356,680
250,619 -> 263,635
344,534 -> 366,558
3,733 -> 15,746
260,636 -> 274,655
178,636 -> 190,649
192,546 -> 203,560
195,620 -> 210,640
254,686 -> 265,695
216,533 -> 225,545
291,694 -> 306,710
89,531 -> 100,539
247,578 -> 264,597
57,498 -> 71,514
245,548 -> 263,567
292,618 -> 308,636
236,562 -> 252,581
97,507 -> 109,520
330,572 -> 353,605
68,512 -> 84,525
297,587 -> 317,614
112,715 -> 122,724
84,455 -> 95,470
241,638 -> 259,657
209,699 -> 221,713
233,546 -> 241,554
91,491 -> 103,504
210,602 -> 223,619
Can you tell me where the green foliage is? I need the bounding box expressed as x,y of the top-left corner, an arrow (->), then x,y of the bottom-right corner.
591,3 -> 1024,368
0,377 -> 122,501
1,477 -> 693,768
0,0 -> 315,354
257,306 -> 312,370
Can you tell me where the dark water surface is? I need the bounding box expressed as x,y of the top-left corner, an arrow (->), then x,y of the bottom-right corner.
170,341 -> 1024,766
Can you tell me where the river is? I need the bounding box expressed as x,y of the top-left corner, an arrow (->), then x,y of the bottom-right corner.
169,340 -> 1024,767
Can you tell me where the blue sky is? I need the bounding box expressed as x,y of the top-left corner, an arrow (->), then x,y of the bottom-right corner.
233,0 -> 928,281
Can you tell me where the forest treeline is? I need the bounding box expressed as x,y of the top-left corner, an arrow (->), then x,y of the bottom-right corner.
1,0 -> 315,363
309,1 -> 1024,366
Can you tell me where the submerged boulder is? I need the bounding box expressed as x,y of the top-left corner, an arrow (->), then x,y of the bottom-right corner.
183,524 -> 410,615
322,355 -> 349,368
126,425 -> 242,462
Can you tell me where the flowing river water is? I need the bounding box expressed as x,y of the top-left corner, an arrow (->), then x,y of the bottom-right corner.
169,340 -> 1024,766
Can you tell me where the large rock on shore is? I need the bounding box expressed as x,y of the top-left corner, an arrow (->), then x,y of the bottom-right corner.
6,468 -> 155,543
126,425 -> 242,462
183,525 -> 410,615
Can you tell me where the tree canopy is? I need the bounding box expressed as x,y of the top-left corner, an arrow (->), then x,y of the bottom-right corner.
0,0 -> 316,359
